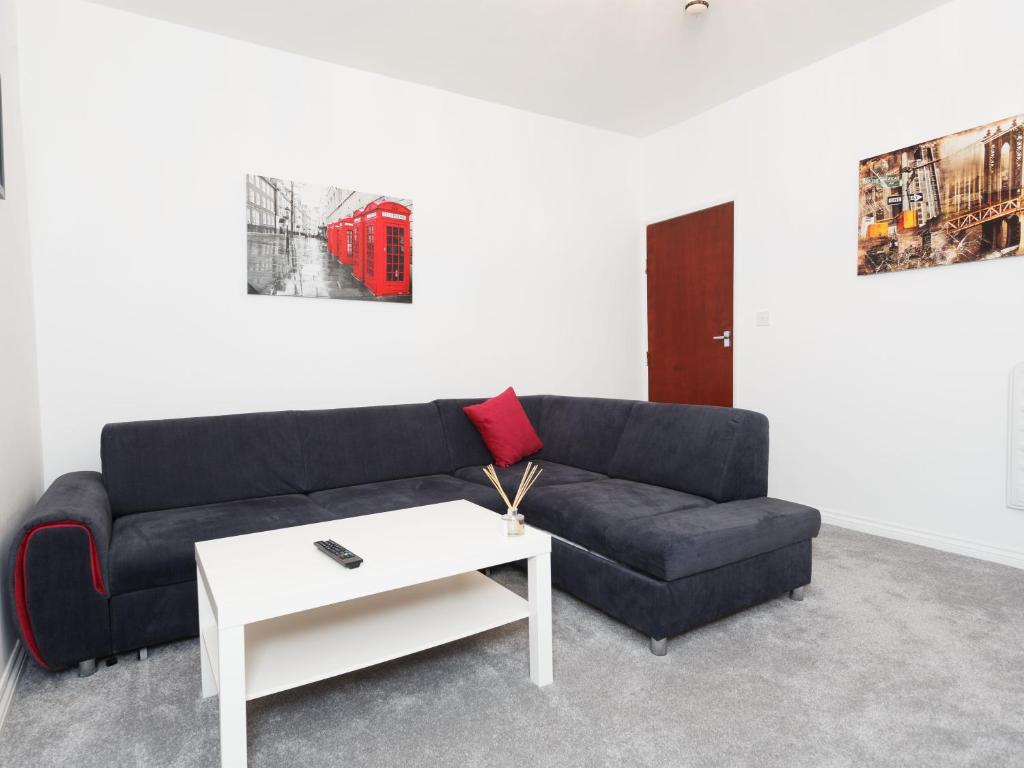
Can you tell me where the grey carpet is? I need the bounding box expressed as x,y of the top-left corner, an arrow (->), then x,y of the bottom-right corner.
1,524 -> 1022,767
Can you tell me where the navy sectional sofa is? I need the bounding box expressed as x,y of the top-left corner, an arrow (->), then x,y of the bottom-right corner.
7,396 -> 820,673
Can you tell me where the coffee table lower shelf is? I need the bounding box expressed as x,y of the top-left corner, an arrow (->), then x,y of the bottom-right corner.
200,570 -> 529,701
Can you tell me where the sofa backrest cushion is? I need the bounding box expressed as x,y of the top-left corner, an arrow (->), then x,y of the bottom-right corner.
607,403 -> 768,502
536,396 -> 635,474
102,411 -> 306,516
435,396 -> 545,470
295,404 -> 451,492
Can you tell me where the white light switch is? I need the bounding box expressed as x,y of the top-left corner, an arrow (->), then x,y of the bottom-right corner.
755,311 -> 771,327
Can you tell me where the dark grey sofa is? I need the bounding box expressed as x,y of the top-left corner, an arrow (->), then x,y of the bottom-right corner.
7,395 -> 820,673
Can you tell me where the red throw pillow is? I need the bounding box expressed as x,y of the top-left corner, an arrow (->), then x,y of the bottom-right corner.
463,387 -> 543,468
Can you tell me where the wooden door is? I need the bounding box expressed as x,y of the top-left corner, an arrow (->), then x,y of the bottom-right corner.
646,202 -> 734,406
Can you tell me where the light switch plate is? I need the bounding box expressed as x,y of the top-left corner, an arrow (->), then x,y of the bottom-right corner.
755,311 -> 771,327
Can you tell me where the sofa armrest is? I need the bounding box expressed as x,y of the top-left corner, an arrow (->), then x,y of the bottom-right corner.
7,471 -> 113,670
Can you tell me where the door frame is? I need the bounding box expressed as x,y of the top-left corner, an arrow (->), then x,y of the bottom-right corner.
642,194 -> 741,403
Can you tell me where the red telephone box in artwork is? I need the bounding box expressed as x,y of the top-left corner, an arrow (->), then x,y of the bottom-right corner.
361,200 -> 412,297
339,217 -> 355,266
327,221 -> 340,260
351,208 -> 365,281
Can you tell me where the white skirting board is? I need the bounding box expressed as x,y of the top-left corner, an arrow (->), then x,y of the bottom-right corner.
821,508 -> 1024,571
0,641 -> 27,735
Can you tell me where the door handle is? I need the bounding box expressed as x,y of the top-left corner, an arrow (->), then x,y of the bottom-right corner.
713,330 -> 732,348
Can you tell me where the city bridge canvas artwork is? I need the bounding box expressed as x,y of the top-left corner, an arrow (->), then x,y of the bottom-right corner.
246,174 -> 413,302
858,113 -> 1024,275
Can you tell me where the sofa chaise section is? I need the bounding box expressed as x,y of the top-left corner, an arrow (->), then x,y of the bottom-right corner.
512,401 -> 818,653
550,536 -> 813,654
437,396 -> 820,654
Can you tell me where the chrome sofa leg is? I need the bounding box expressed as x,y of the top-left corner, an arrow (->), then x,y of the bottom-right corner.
789,586 -> 805,602
138,647 -> 149,661
649,637 -> 668,656
78,659 -> 97,677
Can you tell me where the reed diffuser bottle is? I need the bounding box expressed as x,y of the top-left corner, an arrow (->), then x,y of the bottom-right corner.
482,462 -> 543,536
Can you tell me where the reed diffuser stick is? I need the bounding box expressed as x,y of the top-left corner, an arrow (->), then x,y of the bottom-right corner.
481,464 -> 514,509
521,466 -> 543,499
512,461 -> 534,509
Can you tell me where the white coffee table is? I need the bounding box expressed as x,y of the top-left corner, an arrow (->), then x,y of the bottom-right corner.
195,499 -> 553,768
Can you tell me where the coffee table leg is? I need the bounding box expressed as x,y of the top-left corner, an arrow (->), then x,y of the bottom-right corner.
198,570 -> 217,698
527,552 -> 553,687
218,625 -> 247,767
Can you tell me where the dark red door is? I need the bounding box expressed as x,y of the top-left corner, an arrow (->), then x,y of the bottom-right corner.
646,202 -> 734,406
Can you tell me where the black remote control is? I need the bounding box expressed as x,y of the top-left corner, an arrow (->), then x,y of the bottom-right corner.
314,539 -> 363,569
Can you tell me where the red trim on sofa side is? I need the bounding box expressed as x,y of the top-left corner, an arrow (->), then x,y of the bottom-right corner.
14,522 -> 106,670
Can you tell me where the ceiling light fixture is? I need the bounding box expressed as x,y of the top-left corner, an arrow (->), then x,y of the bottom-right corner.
685,0 -> 710,14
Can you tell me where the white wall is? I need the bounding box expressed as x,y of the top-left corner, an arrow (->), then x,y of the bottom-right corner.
641,0 -> 1024,566
16,0 -> 1023,572
17,0 -> 644,483
0,0 -> 42,668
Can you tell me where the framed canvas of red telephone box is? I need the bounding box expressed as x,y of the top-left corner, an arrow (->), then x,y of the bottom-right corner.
246,174 -> 412,303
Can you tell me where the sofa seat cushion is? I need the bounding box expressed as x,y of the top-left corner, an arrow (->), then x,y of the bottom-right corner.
597,497 -> 821,581
453,460 -> 606,493
519,479 -> 713,563
309,475 -> 504,519
518,481 -> 820,582
110,494 -> 333,594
